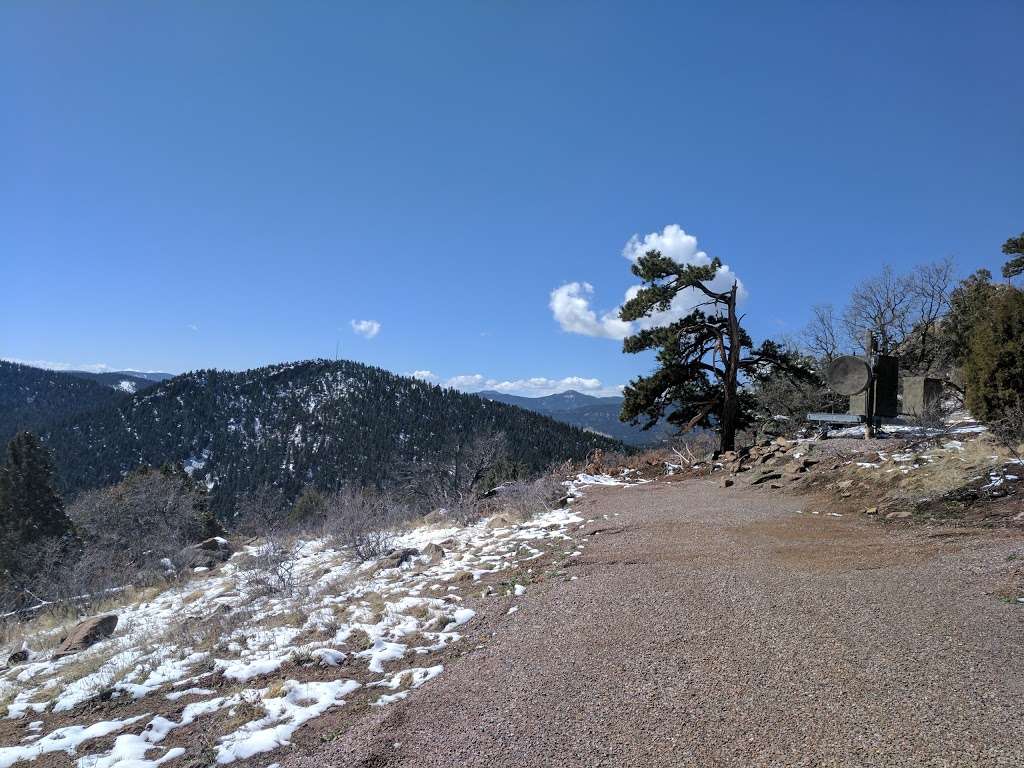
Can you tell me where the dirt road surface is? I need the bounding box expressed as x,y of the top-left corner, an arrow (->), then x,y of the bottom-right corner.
286,478 -> 1024,767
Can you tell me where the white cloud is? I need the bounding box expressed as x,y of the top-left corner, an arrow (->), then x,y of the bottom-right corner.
437,372 -> 622,398
2,357 -> 112,373
187,323 -> 199,332
551,225 -> 746,339
350,319 -> 381,339
409,370 -> 439,381
549,282 -> 633,340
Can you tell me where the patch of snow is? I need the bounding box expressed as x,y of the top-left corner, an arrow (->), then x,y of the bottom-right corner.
215,680 -> 359,764
0,715 -> 147,768
216,658 -> 286,683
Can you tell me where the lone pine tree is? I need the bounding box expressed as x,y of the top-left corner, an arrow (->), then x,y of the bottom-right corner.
1002,232 -> 1024,282
618,250 -> 815,452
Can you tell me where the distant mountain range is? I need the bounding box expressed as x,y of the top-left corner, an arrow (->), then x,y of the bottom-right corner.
66,370 -> 175,394
1,360 -> 623,512
0,361 -> 129,443
476,389 -> 677,446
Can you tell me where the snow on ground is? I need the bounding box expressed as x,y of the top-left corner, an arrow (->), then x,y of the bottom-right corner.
0,475 -> 623,768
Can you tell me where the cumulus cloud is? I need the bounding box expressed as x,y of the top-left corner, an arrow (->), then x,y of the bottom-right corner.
549,282 -> 632,340
350,319 -> 381,339
409,370 -> 439,381
550,225 -> 746,339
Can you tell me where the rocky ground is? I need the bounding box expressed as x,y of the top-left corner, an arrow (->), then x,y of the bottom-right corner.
3,434 -> 1023,768
286,476 -> 1024,768
0,484 -> 608,768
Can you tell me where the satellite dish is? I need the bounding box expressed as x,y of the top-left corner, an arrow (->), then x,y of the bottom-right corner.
825,356 -> 871,396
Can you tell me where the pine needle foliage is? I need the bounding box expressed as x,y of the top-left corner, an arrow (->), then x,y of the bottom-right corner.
618,250 -> 816,451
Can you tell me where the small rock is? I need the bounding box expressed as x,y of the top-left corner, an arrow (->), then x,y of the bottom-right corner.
886,510 -> 913,520
751,472 -> 783,485
836,479 -> 854,490
486,514 -> 516,529
865,506 -> 878,515
54,615 -> 118,659
7,648 -> 30,666
719,477 -> 735,488
378,547 -> 420,571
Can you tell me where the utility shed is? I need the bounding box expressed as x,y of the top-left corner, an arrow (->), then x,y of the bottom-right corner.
901,376 -> 944,416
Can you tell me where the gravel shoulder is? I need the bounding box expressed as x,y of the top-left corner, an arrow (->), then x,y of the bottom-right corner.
285,477 -> 1024,768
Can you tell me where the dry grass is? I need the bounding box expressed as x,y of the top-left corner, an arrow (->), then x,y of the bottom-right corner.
344,628 -> 373,651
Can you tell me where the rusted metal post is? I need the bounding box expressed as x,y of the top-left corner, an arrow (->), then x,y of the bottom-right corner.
864,331 -> 876,439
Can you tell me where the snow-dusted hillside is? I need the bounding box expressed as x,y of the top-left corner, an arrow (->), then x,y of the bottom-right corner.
38,360 -> 624,511
0,475 -> 628,768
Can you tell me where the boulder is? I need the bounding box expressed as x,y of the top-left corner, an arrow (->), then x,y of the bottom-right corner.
54,615 -> 118,659
180,537 -> 234,569
7,648 -> 30,666
836,480 -> 854,491
422,542 -> 445,564
486,514 -> 516,529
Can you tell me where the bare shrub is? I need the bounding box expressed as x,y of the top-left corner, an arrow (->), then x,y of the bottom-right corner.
803,304 -> 844,363
482,473 -> 567,522
231,485 -> 290,537
988,401 -> 1024,466
398,432 -> 510,509
66,467 -> 219,593
238,538 -> 297,597
671,431 -> 718,465
320,489 -> 411,562
903,397 -> 956,432
841,258 -> 954,374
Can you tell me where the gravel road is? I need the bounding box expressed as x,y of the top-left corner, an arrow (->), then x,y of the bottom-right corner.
287,478 -> 1024,767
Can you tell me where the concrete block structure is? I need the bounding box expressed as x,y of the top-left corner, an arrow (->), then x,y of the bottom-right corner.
901,376 -> 944,416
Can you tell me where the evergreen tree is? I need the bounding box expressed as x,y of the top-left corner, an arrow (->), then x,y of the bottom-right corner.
964,287 -> 1024,422
0,431 -> 75,579
619,250 -> 815,451
1002,232 -> 1024,282
289,487 -> 327,526
938,268 -> 997,370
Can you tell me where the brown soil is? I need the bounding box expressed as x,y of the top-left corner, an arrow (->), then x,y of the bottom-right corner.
281,477 -> 1024,768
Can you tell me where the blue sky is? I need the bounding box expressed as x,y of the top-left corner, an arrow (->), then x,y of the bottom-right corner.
3,2 -> 1021,396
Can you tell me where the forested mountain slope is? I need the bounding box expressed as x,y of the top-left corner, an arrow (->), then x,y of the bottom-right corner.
0,361 -> 129,443
37,360 -> 623,511
65,370 -> 174,393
